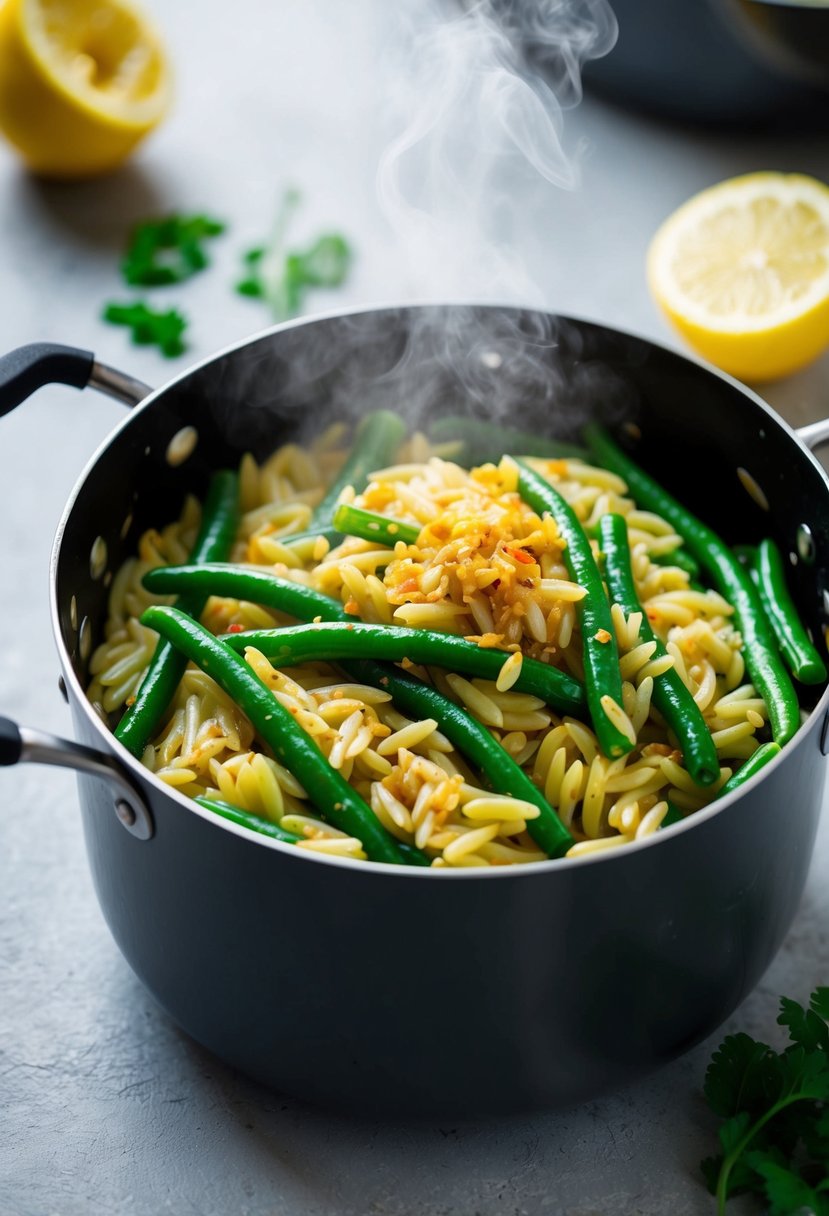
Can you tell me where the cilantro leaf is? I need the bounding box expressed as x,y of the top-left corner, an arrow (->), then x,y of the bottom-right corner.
122,214 -> 226,287
745,1153 -> 829,1216
704,1032 -> 778,1117
811,989 -> 829,1025
808,1104 -> 829,1157
236,190 -> 352,318
700,1154 -> 724,1195
778,1045 -> 829,1103
297,234 -> 351,287
103,302 -> 187,358
700,991 -> 829,1214
780,996 -> 829,1055
235,276 -> 264,298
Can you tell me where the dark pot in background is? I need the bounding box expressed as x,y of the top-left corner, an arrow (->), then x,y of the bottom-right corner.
582,0 -> 828,127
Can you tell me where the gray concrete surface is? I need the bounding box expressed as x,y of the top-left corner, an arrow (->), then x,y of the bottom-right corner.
1,3 -> 828,1213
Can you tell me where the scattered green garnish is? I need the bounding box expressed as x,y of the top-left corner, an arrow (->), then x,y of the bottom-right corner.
237,188 -> 352,318
701,988 -> 829,1214
121,213 -> 226,286
102,302 -> 188,358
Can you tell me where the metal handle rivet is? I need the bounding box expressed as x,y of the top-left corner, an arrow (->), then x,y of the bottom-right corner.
115,799 -> 137,828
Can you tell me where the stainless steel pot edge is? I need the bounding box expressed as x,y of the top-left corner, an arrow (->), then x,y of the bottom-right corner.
46,302 -> 829,876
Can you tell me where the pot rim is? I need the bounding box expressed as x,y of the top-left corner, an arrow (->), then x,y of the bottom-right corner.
49,300 -> 829,878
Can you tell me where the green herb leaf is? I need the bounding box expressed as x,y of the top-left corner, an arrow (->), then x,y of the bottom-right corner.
704,1033 -> 778,1118
122,213 -> 226,287
745,1153 -> 829,1216
718,1110 -> 753,1158
237,190 -> 352,319
700,1154 -> 724,1195
700,991 -> 829,1214
811,989 -> 829,1024
780,996 -> 829,1054
297,234 -> 351,286
778,1045 -> 829,1103
103,302 -> 187,358
235,277 -> 264,298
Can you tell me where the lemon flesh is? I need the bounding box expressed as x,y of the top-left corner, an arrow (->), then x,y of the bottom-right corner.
0,0 -> 170,178
647,173 -> 829,383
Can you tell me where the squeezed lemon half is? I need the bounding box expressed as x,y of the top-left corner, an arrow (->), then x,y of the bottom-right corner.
647,172 -> 829,382
0,0 -> 171,178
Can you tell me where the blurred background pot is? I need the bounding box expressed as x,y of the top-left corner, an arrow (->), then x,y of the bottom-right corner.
580,0 -> 828,126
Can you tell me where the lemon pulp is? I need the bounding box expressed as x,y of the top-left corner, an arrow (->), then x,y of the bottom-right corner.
0,0 -> 170,178
647,172 -> 829,382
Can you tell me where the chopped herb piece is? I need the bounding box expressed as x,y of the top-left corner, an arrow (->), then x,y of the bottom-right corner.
236,189 -> 352,317
122,213 -> 226,287
235,276 -> 264,298
701,988 -> 829,1213
103,302 -> 187,358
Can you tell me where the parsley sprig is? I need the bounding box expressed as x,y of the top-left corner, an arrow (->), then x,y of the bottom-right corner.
102,302 -> 187,358
236,188 -> 352,318
702,989 -> 829,1214
122,214 -> 225,286
103,211 -> 225,357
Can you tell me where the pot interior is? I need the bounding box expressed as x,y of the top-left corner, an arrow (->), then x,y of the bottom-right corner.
54,305 -> 829,716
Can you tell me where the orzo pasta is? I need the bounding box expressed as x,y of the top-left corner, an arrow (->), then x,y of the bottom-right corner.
87,417 -> 798,868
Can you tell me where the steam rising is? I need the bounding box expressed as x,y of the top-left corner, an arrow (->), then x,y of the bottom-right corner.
377,0 -> 618,304
198,1 -> 629,448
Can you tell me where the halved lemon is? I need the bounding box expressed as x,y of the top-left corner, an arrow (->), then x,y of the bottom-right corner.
0,0 -> 171,179
647,172 -> 829,383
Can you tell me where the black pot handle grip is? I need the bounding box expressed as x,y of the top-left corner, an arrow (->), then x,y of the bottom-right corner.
0,716 -> 22,765
0,343 -> 95,419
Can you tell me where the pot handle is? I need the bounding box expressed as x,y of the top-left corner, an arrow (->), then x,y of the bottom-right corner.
796,419 -> 829,451
0,716 -> 154,841
0,342 -> 152,415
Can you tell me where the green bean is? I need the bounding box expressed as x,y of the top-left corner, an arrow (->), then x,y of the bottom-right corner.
143,565 -> 573,856
115,471 -> 238,756
222,621 -> 585,715
194,796 -> 430,866
272,527 -> 342,553
195,796 -> 304,844
584,521 -> 702,585
514,459 -> 632,759
717,742 -> 781,798
140,605 -> 410,866
332,504 -> 420,548
660,803 -> 684,828
346,659 -> 573,857
661,743 -> 782,829
753,539 -> 827,685
599,513 -> 720,786
143,563 -> 347,622
584,424 -> 801,746
286,410 -> 406,550
428,415 -> 587,465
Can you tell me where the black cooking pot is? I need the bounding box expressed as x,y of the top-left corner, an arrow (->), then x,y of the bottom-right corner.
2,306 -> 828,1118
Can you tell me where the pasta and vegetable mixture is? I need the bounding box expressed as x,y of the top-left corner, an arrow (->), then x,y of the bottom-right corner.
86,412 -> 826,867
